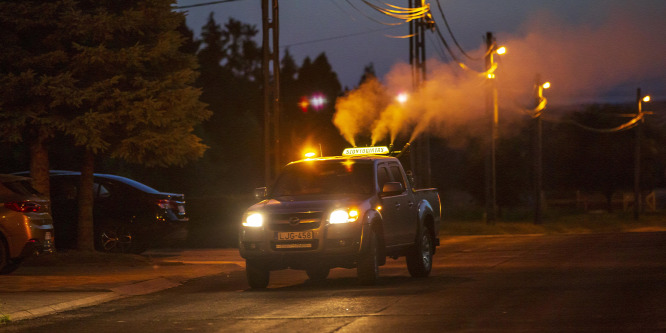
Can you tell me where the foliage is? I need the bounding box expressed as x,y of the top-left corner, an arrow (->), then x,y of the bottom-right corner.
193,15 -> 264,192
0,0 -> 211,250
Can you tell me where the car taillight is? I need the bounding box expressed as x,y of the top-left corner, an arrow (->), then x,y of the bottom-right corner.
157,199 -> 178,210
4,201 -> 41,213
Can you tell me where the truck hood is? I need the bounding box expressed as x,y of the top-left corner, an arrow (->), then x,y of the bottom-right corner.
247,193 -> 370,214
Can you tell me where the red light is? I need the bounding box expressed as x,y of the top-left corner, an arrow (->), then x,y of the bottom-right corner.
298,96 -> 310,112
4,201 -> 41,213
157,199 -> 179,210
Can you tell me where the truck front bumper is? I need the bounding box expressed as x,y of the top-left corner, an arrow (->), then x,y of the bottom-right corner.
239,221 -> 364,270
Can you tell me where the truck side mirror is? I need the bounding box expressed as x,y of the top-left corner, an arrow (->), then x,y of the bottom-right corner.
254,187 -> 267,200
381,182 -> 404,196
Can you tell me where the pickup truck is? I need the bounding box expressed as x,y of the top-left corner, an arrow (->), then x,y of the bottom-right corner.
238,146 -> 441,288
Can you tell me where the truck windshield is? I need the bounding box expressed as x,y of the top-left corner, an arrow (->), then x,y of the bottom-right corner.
271,160 -> 374,197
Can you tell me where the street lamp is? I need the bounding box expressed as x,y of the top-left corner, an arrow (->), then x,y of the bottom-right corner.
396,92 -> 409,104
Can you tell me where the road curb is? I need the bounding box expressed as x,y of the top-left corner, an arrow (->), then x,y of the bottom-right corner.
7,293 -> 122,322
6,278 -> 182,323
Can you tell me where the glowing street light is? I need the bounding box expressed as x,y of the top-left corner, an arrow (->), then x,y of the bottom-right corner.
495,46 -> 506,55
396,92 -> 409,104
310,93 -> 326,111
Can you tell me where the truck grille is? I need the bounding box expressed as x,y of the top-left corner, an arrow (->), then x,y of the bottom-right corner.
269,211 -> 323,232
271,240 -> 319,251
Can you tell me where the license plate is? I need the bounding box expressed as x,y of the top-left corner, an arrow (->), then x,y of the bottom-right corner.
276,231 -> 314,240
178,205 -> 185,214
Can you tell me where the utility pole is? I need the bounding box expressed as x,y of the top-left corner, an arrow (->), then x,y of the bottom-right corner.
408,0 -> 430,188
262,0 -> 280,186
533,74 -> 545,225
634,88 -> 643,220
484,32 -> 498,223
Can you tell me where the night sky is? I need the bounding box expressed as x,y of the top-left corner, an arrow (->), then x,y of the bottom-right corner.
175,0 -> 666,105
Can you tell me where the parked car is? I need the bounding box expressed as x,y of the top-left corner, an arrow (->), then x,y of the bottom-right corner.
20,171 -> 188,254
0,174 -> 54,274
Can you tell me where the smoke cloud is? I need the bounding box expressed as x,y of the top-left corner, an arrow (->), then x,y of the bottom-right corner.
333,2 -> 666,147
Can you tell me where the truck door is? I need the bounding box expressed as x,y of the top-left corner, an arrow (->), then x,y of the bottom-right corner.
377,162 -> 415,246
388,162 -> 416,244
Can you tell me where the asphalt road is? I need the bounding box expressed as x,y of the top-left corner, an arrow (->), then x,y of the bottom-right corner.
3,232 -> 665,332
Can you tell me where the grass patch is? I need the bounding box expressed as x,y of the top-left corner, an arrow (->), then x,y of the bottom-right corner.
0,314 -> 10,324
442,210 -> 666,236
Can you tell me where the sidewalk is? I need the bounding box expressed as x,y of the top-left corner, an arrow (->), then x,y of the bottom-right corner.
0,248 -> 245,323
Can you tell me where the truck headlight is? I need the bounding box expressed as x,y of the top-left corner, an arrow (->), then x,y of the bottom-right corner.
329,209 -> 359,224
243,212 -> 264,227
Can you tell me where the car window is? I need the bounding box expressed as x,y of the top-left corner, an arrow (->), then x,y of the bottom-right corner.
94,183 -> 110,199
1,179 -> 41,197
389,164 -> 406,189
377,165 -> 391,191
52,179 -> 78,200
0,182 -> 15,197
271,161 -> 374,196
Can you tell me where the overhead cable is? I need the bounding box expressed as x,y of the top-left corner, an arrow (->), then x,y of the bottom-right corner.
431,22 -> 496,76
345,0 -> 405,26
281,26 -> 401,48
361,0 -> 430,22
433,0 -> 487,61
566,113 -> 644,133
517,97 -> 548,119
173,0 -> 243,10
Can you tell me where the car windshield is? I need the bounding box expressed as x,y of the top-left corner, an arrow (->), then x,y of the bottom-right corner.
1,179 -> 42,196
271,160 -> 374,197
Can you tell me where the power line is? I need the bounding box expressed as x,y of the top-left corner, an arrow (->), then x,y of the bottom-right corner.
433,0 -> 485,61
566,113 -> 644,133
280,26 -> 401,49
344,0 -> 405,26
173,0 -> 244,10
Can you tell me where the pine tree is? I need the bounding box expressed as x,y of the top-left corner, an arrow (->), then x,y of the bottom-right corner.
0,0 -> 72,196
0,0 -> 211,251
195,15 -> 263,192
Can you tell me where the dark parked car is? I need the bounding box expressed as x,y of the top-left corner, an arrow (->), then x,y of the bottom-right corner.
0,174 -> 54,274
43,171 -> 188,254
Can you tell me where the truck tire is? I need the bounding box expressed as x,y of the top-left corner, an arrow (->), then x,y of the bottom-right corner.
406,225 -> 433,278
357,229 -> 379,285
306,264 -> 330,282
246,260 -> 270,289
0,237 -> 10,274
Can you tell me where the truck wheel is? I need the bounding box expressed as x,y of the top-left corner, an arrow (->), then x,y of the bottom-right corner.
306,264 -> 330,282
0,258 -> 22,275
357,229 -> 379,285
246,260 -> 270,289
0,237 -> 13,274
406,226 -> 433,278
